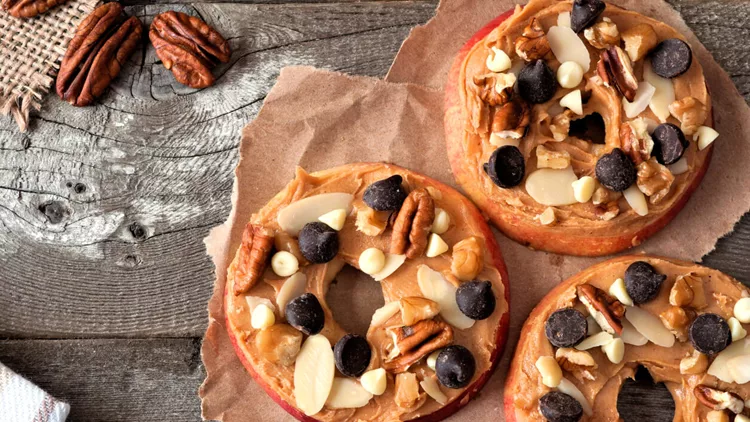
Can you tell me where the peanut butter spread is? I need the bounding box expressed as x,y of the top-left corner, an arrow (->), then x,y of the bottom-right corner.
225,163 -> 509,421
506,256 -> 750,421
451,0 -> 714,254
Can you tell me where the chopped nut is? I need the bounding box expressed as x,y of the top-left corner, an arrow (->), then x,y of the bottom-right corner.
680,349 -> 708,375
400,297 -> 440,326
515,17 -> 551,62
706,410 -> 730,422
492,97 -> 531,140
425,186 -> 443,201
550,111 -> 572,142
473,73 -> 513,107
594,201 -> 621,221
537,207 -> 557,226
584,18 -> 620,50
384,319 -> 453,373
602,46 -> 639,102
391,189 -> 435,259
255,324 -> 303,366
592,186 -> 619,206
669,97 -> 708,136
555,347 -> 597,381
451,237 -> 484,281
577,284 -> 625,335
535,356 -> 563,388
678,273 -> 708,310
670,276 -> 695,307
659,306 -> 694,342
695,126 -> 720,151
354,201 -> 388,236
694,385 -> 744,414
621,23 -> 658,62
620,118 -> 654,165
536,145 -> 572,169
395,372 -> 425,409
233,223 -> 275,295
637,157 -> 675,204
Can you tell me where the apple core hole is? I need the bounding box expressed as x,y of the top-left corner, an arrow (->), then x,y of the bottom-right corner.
616,366 -> 675,421
570,112 -> 606,144
326,264 -> 385,337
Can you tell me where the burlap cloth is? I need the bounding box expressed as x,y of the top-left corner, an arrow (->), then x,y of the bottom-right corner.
0,0 -> 97,132
200,0 -> 750,420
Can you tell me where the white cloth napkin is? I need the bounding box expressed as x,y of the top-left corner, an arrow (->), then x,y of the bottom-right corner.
0,363 -> 69,422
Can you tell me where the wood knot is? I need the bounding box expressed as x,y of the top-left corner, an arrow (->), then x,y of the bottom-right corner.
38,201 -> 67,224
128,222 -> 147,240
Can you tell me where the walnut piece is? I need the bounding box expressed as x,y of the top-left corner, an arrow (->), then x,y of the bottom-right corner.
679,349 -> 708,375
620,118 -> 654,165
577,284 -> 625,335
536,145 -> 571,169
550,111 -> 572,142
473,73 -> 513,107
384,319 -> 453,373
255,324 -> 303,366
659,306 -> 694,342
621,23 -> 658,62
556,347 -> 597,382
669,97 -> 708,136
637,157 -> 675,205
515,17 -> 551,62
400,297 -> 440,326
676,273 -> 708,310
694,385 -> 744,414
395,372 -> 425,409
492,97 -> 531,140
233,223 -> 274,295
670,276 -> 695,307
584,18 -> 620,50
391,189 -> 435,259
354,201 -> 389,236
451,237 -> 484,281
595,201 -> 620,221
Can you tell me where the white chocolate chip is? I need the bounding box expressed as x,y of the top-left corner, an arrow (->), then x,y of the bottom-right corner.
575,331 -> 614,351
537,207 -> 556,226
278,193 -> 353,235
360,368 -> 387,396
668,157 -> 689,175
735,298 -> 750,323
431,208 -> 451,234
425,233 -> 449,258
535,356 -> 563,388
486,47 -> 512,73
489,133 -> 521,148
608,278 -> 634,306
556,61 -> 584,89
601,338 -> 625,364
729,317 -> 748,342
359,248 -> 386,275
271,251 -> 299,277
318,208 -> 347,231
557,11 -> 571,28
737,414 -> 750,422
572,176 -> 596,203
694,126 -> 719,151
623,185 -> 648,216
251,304 -> 276,329
427,350 -> 441,371
560,90 -> 583,115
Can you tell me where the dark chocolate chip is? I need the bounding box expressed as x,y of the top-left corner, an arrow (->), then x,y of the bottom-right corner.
484,145 -> 525,188
456,280 -> 496,320
285,293 -> 325,335
363,175 -> 408,211
545,308 -> 588,348
595,148 -> 637,192
518,60 -> 557,104
435,345 -> 476,389
624,261 -> 667,304
650,39 -> 693,79
333,334 -> 372,377
689,313 -> 732,355
652,123 -> 689,165
298,222 -> 339,264
539,391 -> 584,422
570,0 -> 606,33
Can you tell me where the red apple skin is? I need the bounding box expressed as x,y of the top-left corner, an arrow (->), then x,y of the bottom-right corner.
444,8 -> 714,257
224,162 -> 512,422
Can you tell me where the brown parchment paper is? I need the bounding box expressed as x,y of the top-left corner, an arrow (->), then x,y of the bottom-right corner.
200,1 -> 750,419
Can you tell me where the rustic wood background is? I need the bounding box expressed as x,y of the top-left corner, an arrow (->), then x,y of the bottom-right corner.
0,0 -> 748,420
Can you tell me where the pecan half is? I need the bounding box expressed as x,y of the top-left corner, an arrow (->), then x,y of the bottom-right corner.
384,319 -> 453,373
577,284 -> 625,335
515,17 -> 550,62
391,188 -> 435,259
56,3 -> 143,107
620,119 -> 654,165
637,158 -> 675,205
491,97 -> 531,139
694,385 -> 744,414
149,11 -> 231,89
601,46 -> 638,102
233,223 -> 274,295
472,73 -> 514,107
669,97 -> 708,136
2,0 -> 68,18
395,372 -> 425,409
451,237 -> 484,281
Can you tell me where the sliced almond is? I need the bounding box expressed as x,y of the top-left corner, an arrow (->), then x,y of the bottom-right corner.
709,339 -> 750,383
277,272 -> 307,315
371,254 -> 407,282
558,378 -> 593,416
576,331 -> 614,350
371,301 -> 401,328
525,167 -> 579,206
620,317 -> 648,346
643,61 -> 675,123
535,356 -> 563,388
622,82 -> 656,119
278,193 -> 353,235
623,185 -> 649,216
420,376 -> 448,405
325,378 -> 373,409
557,12 -> 571,28
728,355 -> 750,384
431,208 -> 451,234
572,176 -> 596,203
608,278 -> 634,306
360,368 -> 387,396
294,334 -> 335,416
427,350 -> 441,371
668,157 -> 689,176
548,26 -> 590,72
417,265 -> 475,329
489,133 -> 522,148
625,307 -> 675,347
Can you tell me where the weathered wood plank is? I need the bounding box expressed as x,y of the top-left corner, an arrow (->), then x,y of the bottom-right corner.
0,1 -> 436,338
0,339 -> 204,421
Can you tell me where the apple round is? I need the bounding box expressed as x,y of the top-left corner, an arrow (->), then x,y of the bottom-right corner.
504,255 -> 749,421
444,0 -> 716,256
225,163 -> 510,421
